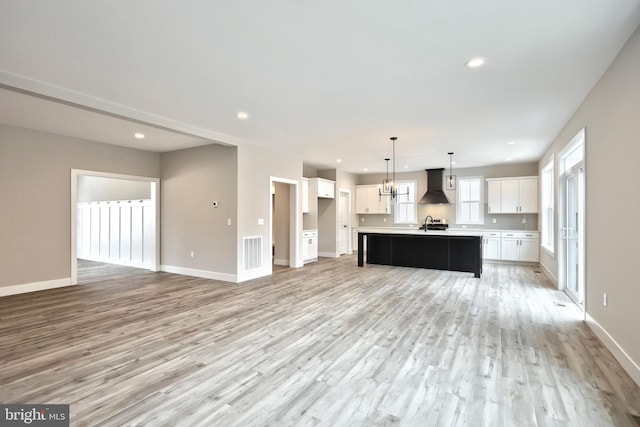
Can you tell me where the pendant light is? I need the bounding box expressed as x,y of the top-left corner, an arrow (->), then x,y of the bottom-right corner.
379,137 -> 409,199
446,152 -> 456,190
381,158 -> 393,194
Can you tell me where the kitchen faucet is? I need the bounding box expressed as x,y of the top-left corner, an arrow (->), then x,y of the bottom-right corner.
422,215 -> 434,231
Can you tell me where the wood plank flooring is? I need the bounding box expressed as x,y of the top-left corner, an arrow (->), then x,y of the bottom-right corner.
1,257 -> 640,426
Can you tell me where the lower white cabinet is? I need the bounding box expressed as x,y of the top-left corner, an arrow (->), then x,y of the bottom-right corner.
302,230 -> 318,263
482,231 -> 501,260
500,232 -> 539,262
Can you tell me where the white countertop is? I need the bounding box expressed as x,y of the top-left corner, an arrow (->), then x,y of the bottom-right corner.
355,228 -> 483,237
354,226 -> 538,235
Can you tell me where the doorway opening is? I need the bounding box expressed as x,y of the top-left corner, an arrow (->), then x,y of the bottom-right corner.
269,177 -> 301,272
558,129 -> 585,312
338,189 -> 351,255
71,169 -> 160,285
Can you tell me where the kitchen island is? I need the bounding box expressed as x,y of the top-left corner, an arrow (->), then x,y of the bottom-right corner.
357,230 -> 483,277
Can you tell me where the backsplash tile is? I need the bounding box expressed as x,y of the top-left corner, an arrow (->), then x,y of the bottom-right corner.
357,203 -> 538,231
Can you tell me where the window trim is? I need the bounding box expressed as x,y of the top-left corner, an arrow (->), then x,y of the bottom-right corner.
394,179 -> 417,225
541,156 -> 555,255
456,176 -> 484,225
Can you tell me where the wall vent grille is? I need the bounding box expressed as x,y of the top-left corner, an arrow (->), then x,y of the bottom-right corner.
243,236 -> 263,271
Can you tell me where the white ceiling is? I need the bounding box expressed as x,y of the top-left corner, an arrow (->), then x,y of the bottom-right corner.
1,1 -> 639,173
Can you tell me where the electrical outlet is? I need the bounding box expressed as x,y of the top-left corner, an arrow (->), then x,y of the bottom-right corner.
603,293 -> 608,306
227,218 -> 232,225
493,218 -> 496,224
258,218 -> 264,225
383,218 -> 386,222
190,251 -> 195,258
361,217 -> 365,222
522,218 -> 526,224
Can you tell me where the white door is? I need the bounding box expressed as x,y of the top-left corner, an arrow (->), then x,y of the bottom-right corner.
564,168 -> 585,305
338,190 -> 349,255
559,129 -> 585,310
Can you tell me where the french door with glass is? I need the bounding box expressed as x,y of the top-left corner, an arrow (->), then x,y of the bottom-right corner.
563,167 -> 584,306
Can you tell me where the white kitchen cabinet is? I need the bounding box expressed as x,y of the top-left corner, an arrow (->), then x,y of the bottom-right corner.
487,181 -> 501,214
486,177 -> 538,213
302,178 -> 309,213
302,230 -> 318,263
312,178 -> 335,199
355,185 -> 390,214
500,231 -> 539,261
482,231 -> 501,260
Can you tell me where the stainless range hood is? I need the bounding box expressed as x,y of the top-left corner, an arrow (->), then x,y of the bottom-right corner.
418,168 -> 450,204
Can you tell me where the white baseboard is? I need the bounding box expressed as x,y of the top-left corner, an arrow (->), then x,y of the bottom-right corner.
539,262 -> 558,287
586,313 -> 640,388
79,255 -> 153,270
318,252 -> 340,258
0,278 -> 73,297
273,258 -> 289,266
160,265 -> 237,283
237,267 -> 271,282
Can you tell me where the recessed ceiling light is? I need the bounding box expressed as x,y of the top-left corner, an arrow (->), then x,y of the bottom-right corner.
506,157 -> 513,162
507,141 -> 515,145
336,158 -> 342,163
237,111 -> 249,120
363,168 -> 369,172
452,161 -> 457,165
134,133 -> 145,139
465,57 -> 486,68
404,165 -> 409,169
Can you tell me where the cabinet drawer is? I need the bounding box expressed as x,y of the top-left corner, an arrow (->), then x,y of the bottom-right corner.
483,232 -> 501,238
501,231 -> 539,239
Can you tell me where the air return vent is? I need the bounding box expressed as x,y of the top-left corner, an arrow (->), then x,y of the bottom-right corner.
243,236 -> 263,271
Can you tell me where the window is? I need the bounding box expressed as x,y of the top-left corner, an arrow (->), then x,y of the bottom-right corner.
394,180 -> 417,224
456,177 -> 484,224
541,157 -> 555,253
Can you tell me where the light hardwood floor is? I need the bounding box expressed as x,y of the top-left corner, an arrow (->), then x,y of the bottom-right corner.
1,257 -> 640,426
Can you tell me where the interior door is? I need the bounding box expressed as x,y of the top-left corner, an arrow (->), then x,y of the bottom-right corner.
338,191 -> 349,255
564,168 -> 584,306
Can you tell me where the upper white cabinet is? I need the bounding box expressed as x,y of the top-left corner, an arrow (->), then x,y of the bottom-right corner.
355,185 -> 390,214
486,177 -> 538,214
312,178 -> 335,199
302,178 -> 309,213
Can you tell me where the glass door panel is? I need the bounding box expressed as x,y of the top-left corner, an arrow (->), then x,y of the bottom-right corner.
565,168 -> 584,305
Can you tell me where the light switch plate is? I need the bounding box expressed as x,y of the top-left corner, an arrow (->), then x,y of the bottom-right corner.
258,218 -> 264,225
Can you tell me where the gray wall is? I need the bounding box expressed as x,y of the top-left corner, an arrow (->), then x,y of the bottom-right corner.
539,26 -> 640,369
160,144 -> 238,275
0,124 -> 160,288
78,175 -> 151,202
237,143 -> 303,277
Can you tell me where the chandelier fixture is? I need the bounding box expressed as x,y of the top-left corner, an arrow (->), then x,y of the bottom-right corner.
379,137 -> 409,200
446,152 -> 456,190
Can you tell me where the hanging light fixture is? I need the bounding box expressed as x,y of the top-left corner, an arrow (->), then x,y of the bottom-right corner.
446,152 -> 456,190
381,158 -> 393,195
379,137 -> 409,199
